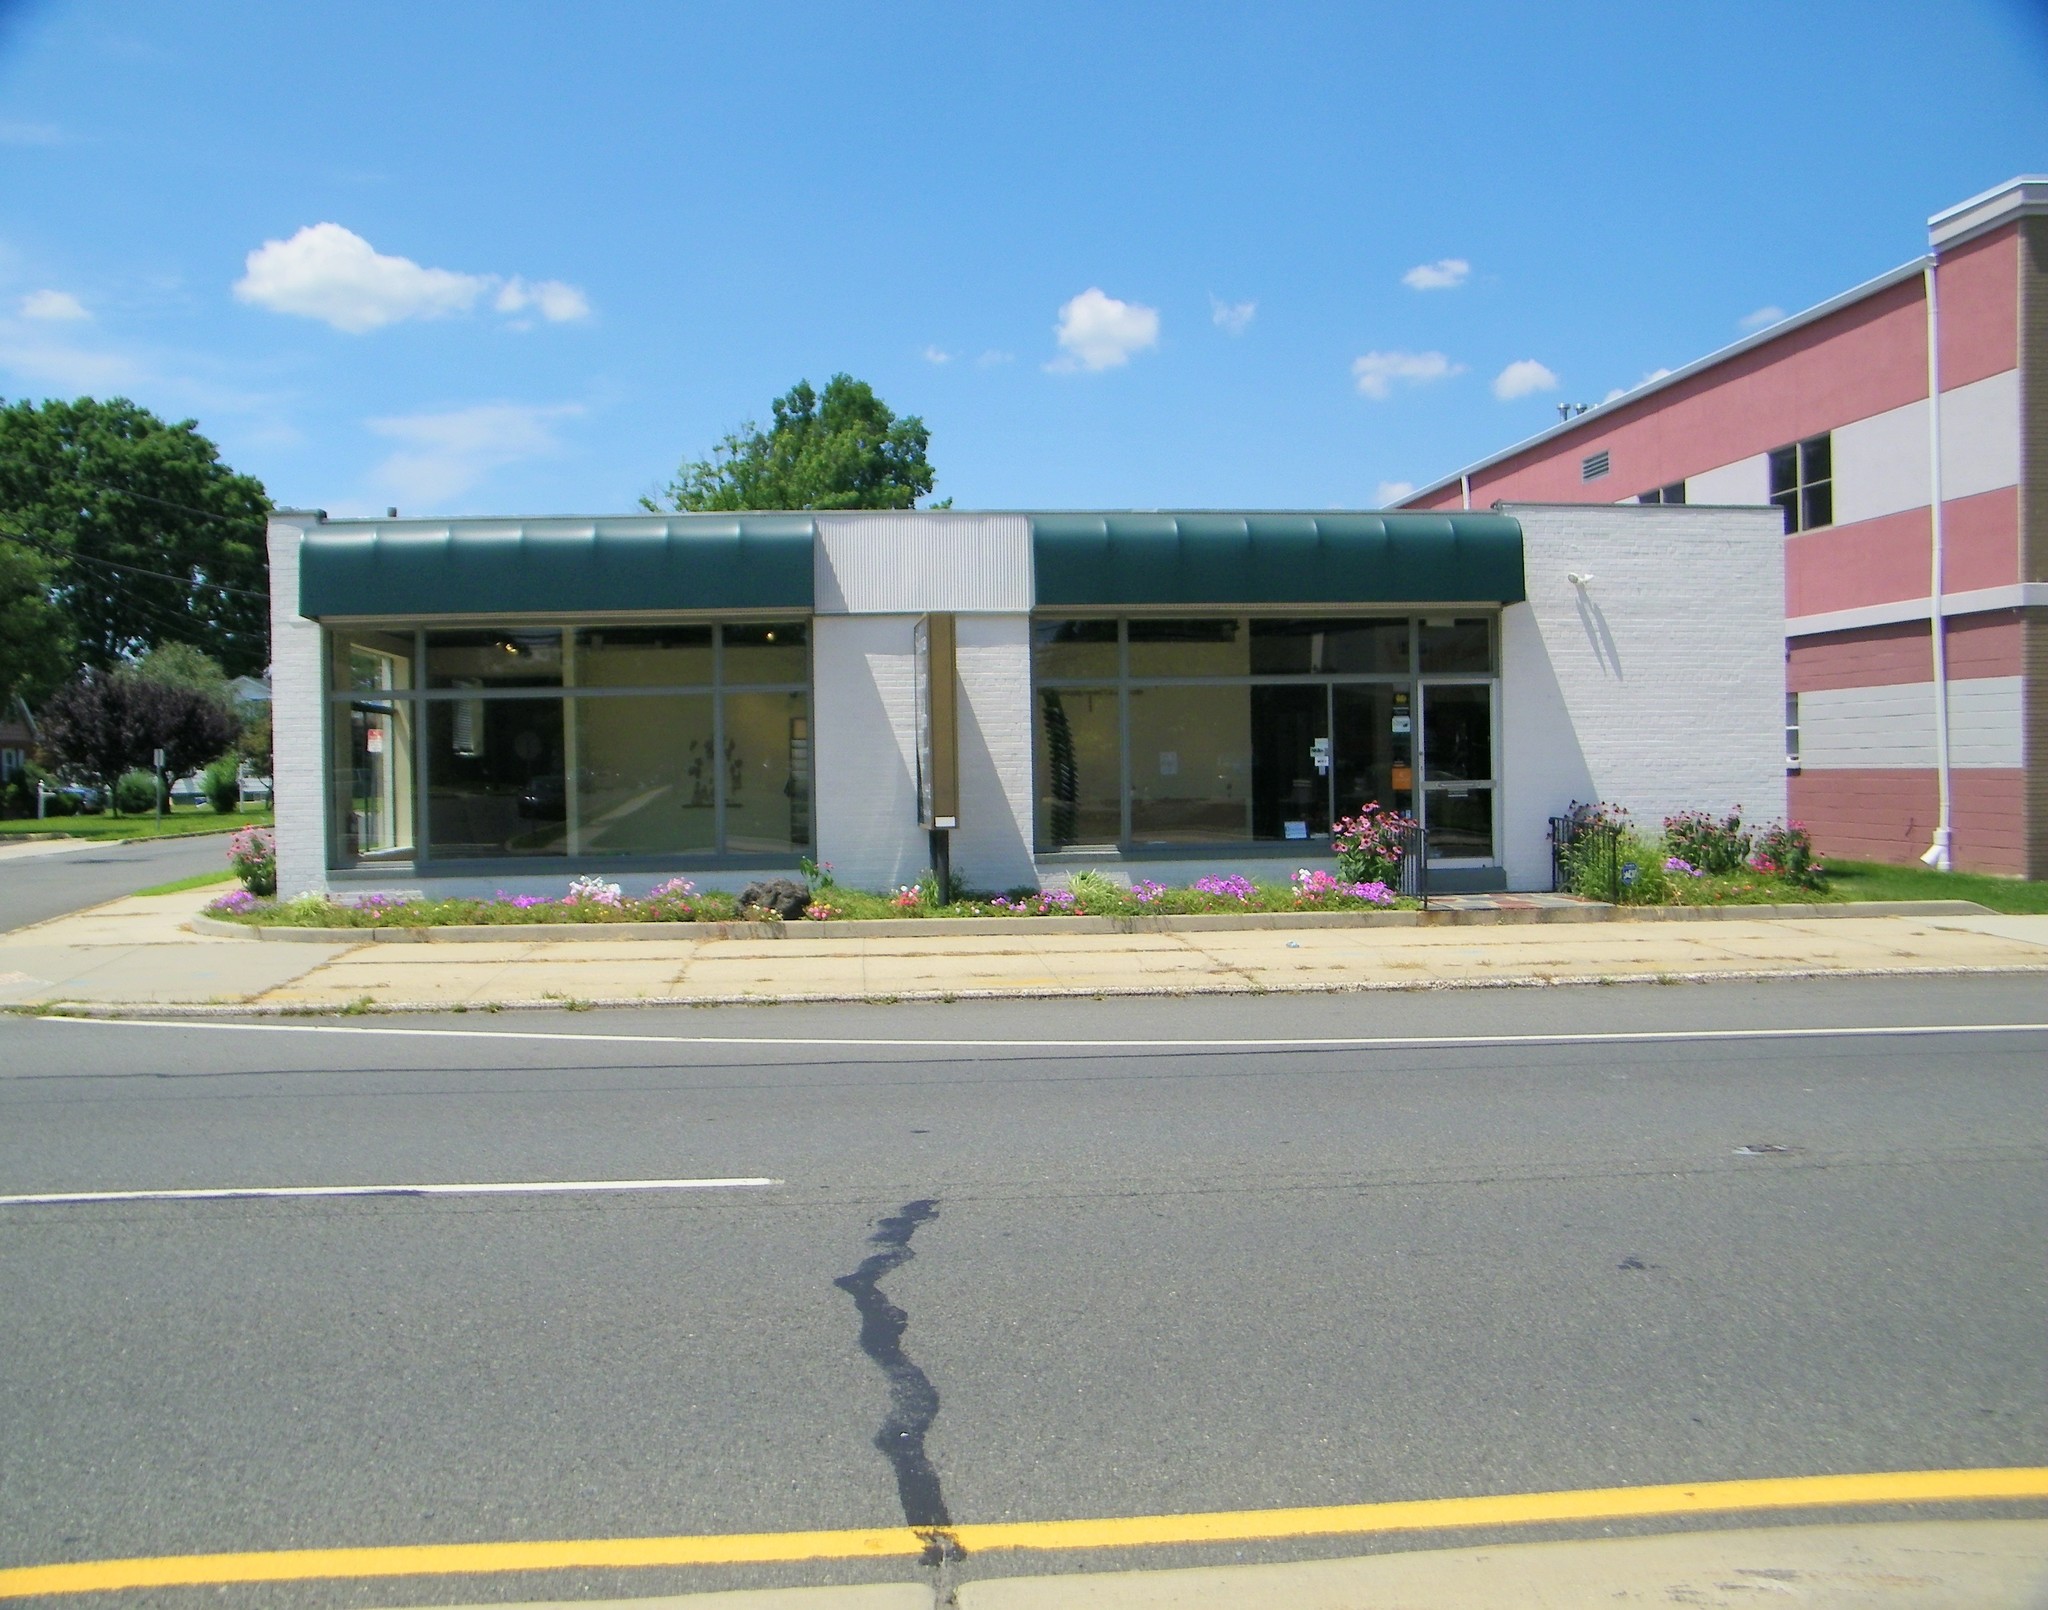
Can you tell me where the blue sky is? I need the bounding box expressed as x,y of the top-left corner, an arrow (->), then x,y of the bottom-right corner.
1,1 -> 2044,516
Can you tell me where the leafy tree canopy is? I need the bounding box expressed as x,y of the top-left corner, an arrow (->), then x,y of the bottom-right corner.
648,375 -> 938,512
37,665 -> 240,792
0,396 -> 270,697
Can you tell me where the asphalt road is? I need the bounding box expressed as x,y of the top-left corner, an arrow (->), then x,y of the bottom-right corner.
0,977 -> 2042,1607
0,835 -> 232,933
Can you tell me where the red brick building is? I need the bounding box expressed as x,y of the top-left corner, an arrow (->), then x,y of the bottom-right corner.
1400,177 -> 2047,877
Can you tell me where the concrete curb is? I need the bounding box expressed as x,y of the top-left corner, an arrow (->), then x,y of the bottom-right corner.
27,960 -> 2048,1019
187,899 -> 1995,944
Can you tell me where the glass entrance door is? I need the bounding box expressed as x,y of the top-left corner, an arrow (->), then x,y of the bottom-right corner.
1418,683 -> 1496,860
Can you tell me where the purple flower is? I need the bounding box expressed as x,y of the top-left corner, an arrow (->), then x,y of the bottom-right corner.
1193,874 -> 1255,902
1132,880 -> 1167,904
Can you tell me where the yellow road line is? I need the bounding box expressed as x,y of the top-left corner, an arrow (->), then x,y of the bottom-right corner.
3,1467 -> 2044,1599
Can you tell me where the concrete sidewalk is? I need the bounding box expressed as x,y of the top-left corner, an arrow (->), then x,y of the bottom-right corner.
384,1520 -> 2048,1608
2,886 -> 2046,1013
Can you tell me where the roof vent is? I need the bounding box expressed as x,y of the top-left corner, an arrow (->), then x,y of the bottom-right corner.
1580,449 -> 1611,482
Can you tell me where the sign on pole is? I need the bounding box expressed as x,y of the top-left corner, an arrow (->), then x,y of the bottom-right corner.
912,614 -> 959,830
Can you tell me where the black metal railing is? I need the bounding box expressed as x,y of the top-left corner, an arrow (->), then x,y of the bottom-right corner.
1549,812 -> 1623,903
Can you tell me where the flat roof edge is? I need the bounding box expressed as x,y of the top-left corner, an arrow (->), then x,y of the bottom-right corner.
1927,174 -> 2048,249
1398,256 -> 1932,506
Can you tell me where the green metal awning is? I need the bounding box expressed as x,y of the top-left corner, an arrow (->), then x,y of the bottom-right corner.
1030,512 -> 1524,607
299,516 -> 816,618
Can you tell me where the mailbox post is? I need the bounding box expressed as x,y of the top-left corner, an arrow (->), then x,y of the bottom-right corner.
913,614 -> 959,901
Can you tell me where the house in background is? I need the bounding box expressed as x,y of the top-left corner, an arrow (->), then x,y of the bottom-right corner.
1399,176 -> 2047,878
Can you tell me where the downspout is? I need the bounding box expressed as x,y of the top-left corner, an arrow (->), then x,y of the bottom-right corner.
1921,262 -> 1954,870
1460,472 -> 1472,511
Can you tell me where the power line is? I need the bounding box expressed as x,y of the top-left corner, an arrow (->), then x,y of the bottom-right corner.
0,526 -> 269,602
0,450 -> 268,530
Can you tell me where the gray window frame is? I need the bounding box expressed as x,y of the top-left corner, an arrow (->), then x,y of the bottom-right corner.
1030,611 -> 1501,864
321,617 -> 811,874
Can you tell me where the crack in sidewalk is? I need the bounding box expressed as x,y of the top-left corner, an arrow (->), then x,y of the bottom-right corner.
835,1198 -> 962,1599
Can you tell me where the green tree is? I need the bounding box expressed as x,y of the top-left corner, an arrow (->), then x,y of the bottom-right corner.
648,375 -> 937,511
0,531 -> 71,706
0,397 -> 270,683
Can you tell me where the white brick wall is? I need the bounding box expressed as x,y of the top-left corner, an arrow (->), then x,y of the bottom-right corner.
267,514 -> 329,899
811,614 -> 923,891
955,615 -> 1036,891
1500,504 -> 1787,888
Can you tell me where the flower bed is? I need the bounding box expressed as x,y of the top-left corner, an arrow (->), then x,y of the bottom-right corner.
204,867 -> 1405,928
1557,803 -> 1828,906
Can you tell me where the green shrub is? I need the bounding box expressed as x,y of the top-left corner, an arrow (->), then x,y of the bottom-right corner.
113,770 -> 164,816
203,756 -> 242,813
40,786 -> 78,818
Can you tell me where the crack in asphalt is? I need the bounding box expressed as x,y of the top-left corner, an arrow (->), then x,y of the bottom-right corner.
835,1196 -> 961,1586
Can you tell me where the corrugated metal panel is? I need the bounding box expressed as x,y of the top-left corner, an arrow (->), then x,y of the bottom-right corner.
299,515 -> 815,618
1031,512 -> 1525,607
815,513 -> 1032,614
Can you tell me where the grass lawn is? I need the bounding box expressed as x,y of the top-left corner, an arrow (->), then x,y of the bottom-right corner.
0,807 -> 273,843
133,869 -> 237,897
1825,858 -> 2048,914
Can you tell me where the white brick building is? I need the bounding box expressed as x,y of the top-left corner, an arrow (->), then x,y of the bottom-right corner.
267,504 -> 1783,899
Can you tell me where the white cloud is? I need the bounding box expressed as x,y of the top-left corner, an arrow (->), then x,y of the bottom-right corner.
1402,258 -> 1470,291
235,224 -> 590,333
1050,287 -> 1160,372
921,345 -> 955,364
976,349 -> 1014,367
1210,295 -> 1256,335
1351,349 -> 1462,400
0,333 -> 145,391
493,277 -> 590,324
1599,366 -> 1674,405
19,289 -> 89,321
1492,358 -> 1559,400
1739,305 -> 1786,332
0,121 -> 63,147
366,402 -> 584,507
1377,480 -> 1416,506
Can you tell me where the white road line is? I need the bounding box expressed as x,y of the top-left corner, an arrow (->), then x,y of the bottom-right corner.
29,1014 -> 2048,1053
0,1177 -> 781,1208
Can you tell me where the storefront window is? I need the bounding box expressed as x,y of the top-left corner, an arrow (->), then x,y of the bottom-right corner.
426,697 -> 566,859
327,621 -> 809,867
1032,619 -> 1119,680
574,625 -> 712,688
1034,687 -> 1120,848
722,691 -> 811,853
722,621 -> 808,685
1031,611 -> 1499,862
1250,618 -> 1410,675
1129,684 -> 1253,842
425,629 -> 563,688
1127,618 -> 1248,677
1418,617 -> 1494,674
571,695 -> 716,854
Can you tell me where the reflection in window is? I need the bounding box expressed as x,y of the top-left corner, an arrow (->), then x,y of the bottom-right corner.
572,695 -> 715,854
1127,618 -> 1248,677
1422,685 -> 1492,780
721,622 -> 808,685
1250,618 -> 1410,675
721,692 -> 810,852
1418,618 -> 1494,674
1129,684 -> 1253,842
426,698 -> 566,858
425,629 -> 563,689
1032,618 -> 1119,680
574,626 -> 712,688
1035,688 -> 1121,848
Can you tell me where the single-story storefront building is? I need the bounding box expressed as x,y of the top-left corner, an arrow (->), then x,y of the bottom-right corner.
267,503 -> 1786,900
